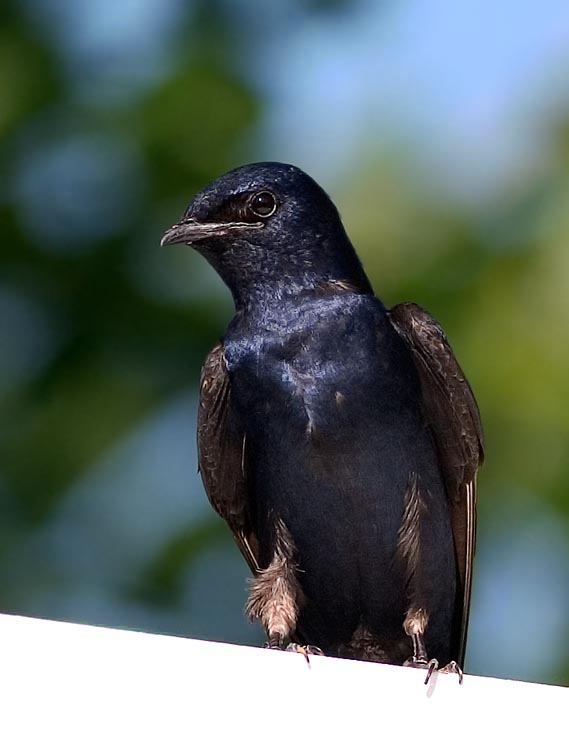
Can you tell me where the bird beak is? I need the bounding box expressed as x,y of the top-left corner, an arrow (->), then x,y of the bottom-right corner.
160,218 -> 263,247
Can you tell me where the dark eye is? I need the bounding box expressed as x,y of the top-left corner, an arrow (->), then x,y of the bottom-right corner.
250,190 -> 277,218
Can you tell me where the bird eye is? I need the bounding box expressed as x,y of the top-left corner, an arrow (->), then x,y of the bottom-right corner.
250,191 -> 277,218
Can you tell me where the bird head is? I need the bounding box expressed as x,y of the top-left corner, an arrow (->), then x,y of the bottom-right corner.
161,162 -> 371,307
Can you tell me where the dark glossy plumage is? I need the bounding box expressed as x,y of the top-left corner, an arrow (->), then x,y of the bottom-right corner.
161,162 -> 484,670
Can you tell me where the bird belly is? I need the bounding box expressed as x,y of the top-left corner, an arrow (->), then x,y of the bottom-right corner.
239,375 -> 449,660
226,317 -> 456,662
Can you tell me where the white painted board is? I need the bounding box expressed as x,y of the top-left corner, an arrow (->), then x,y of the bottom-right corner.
0,614 -> 566,749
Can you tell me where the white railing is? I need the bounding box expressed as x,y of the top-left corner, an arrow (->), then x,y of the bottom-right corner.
0,614 -> 566,749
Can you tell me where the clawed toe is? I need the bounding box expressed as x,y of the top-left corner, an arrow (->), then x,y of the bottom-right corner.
403,656 -> 428,668
286,643 -> 324,664
264,640 -> 324,665
424,658 -> 439,684
404,656 -> 439,684
404,657 -> 463,685
438,660 -> 463,684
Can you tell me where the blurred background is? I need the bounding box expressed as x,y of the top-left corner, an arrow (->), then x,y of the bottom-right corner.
1,0 -> 568,685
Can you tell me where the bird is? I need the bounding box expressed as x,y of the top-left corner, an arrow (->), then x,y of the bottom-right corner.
161,162 -> 484,679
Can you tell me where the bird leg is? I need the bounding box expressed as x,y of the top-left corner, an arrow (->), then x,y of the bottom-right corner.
406,632 -> 429,664
248,561 -> 299,647
403,607 -> 429,662
247,520 -> 321,664
264,634 -> 285,650
398,480 -> 463,684
246,519 -> 303,650
402,608 -> 440,683
398,477 -> 432,673
402,611 -> 463,684
403,630 -> 435,671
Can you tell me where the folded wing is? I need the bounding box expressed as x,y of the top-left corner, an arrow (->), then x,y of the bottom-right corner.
389,302 -> 484,666
197,343 -> 259,574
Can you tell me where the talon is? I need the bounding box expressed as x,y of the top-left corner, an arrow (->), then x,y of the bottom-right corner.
286,643 -> 323,665
264,634 -> 284,650
424,658 -> 439,685
438,660 -> 464,684
403,655 -> 439,684
286,643 -> 311,664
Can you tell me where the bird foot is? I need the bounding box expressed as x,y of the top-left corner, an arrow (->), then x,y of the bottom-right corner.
404,657 -> 463,685
437,660 -> 464,684
286,643 -> 324,665
403,657 -> 439,685
263,640 -> 323,666
264,640 -> 283,650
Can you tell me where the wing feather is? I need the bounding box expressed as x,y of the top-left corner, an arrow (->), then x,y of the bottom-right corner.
198,342 -> 259,573
389,302 -> 484,666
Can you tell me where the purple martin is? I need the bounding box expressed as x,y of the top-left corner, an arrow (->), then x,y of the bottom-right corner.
161,163 -> 484,677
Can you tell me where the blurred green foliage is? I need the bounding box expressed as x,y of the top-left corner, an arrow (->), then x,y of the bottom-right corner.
0,0 -> 567,686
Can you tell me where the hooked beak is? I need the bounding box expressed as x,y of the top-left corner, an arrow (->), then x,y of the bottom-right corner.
160,218 -> 263,247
